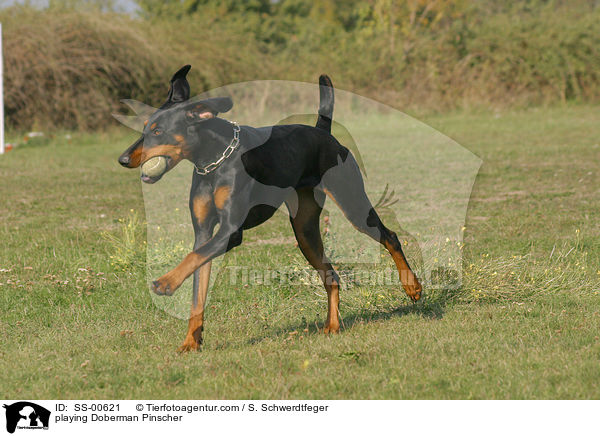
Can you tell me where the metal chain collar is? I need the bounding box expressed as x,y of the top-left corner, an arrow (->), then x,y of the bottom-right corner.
194,121 -> 240,176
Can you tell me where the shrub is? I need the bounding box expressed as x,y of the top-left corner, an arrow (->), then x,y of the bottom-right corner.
2,2 -> 599,130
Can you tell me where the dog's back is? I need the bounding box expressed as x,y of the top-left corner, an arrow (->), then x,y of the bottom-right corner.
241,123 -> 349,190
240,74 -> 342,189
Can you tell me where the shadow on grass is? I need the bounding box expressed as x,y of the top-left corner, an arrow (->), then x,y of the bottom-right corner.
246,294 -> 449,346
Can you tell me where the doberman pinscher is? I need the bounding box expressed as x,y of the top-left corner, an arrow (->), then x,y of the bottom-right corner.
118,65 -> 422,351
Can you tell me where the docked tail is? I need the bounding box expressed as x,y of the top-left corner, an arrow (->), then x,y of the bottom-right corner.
316,75 -> 334,133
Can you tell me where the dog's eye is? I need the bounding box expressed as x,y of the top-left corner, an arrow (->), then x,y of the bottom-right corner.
153,129 -> 162,136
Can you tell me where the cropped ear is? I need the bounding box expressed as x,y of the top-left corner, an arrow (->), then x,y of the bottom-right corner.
165,65 -> 191,104
200,97 -> 233,114
182,97 -> 233,121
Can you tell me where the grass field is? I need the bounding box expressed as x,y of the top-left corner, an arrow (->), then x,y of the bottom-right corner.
1,106 -> 599,399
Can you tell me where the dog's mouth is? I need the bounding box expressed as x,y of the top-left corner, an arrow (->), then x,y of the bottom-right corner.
141,174 -> 161,184
141,156 -> 171,184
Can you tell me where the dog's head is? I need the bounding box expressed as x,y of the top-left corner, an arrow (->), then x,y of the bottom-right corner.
118,65 -> 233,183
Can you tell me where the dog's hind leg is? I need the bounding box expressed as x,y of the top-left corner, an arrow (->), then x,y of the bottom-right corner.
319,153 -> 422,302
287,188 -> 341,333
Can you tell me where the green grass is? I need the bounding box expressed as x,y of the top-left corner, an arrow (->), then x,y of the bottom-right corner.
1,106 -> 599,399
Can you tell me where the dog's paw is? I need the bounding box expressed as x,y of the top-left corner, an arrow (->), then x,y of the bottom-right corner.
151,276 -> 178,296
177,340 -> 201,353
404,283 -> 423,303
323,324 -> 340,334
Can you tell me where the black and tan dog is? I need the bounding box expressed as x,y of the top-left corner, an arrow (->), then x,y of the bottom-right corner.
118,65 -> 422,351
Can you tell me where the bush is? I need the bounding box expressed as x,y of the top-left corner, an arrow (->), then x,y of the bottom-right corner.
2,8 -> 176,129
1,2 -> 599,130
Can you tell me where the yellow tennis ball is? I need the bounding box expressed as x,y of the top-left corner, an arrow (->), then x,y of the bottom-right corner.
141,156 -> 167,177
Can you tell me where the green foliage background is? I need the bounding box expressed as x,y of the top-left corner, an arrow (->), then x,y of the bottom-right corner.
2,0 -> 599,129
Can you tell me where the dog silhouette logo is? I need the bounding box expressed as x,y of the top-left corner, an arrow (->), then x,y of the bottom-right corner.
3,402 -> 50,433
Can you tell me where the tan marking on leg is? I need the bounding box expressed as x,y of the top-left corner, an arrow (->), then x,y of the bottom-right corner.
214,186 -> 231,209
323,279 -> 340,334
153,252 -> 205,295
174,134 -> 185,143
178,312 -> 204,352
178,261 -> 212,352
192,195 -> 212,224
384,240 -> 422,302
323,187 -> 421,302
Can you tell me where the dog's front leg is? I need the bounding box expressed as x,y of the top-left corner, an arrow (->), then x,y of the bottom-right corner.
152,224 -> 243,296
178,219 -> 215,352
178,260 -> 212,352
152,184 -> 245,296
